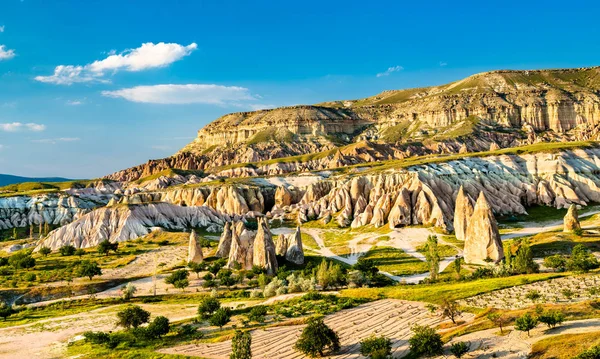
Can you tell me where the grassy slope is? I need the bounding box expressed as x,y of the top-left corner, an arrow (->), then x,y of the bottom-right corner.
530,331 -> 600,359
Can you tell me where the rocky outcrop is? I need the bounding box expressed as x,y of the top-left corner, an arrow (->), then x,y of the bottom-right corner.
216,222 -> 233,258
36,203 -> 226,250
563,204 -> 581,232
453,186 -> 473,240
187,230 -> 203,264
464,192 -> 504,265
252,217 -> 278,275
275,226 -> 305,265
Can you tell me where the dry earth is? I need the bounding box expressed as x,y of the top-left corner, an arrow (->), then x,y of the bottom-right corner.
161,299 -> 463,358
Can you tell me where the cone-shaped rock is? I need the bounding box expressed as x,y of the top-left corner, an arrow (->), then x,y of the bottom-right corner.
464,192 -> 504,265
563,204 -> 581,232
285,226 -> 304,265
453,186 -> 474,241
252,217 -> 278,275
275,233 -> 290,256
187,230 -> 203,264
216,222 -> 232,258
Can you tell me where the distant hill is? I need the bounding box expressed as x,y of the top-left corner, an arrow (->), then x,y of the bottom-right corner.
0,174 -> 72,187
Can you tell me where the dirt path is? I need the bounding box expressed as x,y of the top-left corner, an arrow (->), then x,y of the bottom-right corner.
443,318 -> 600,358
161,299 -> 461,359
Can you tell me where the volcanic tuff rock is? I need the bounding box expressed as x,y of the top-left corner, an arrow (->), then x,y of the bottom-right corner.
37,203 -> 226,250
563,204 -> 581,232
464,192 -> 504,265
252,217 -> 278,275
216,221 -> 233,258
453,186 -> 474,241
187,230 -> 203,264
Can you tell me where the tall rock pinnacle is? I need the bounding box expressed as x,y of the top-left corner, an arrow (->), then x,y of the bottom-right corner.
464,192 -> 504,265
453,186 -> 474,241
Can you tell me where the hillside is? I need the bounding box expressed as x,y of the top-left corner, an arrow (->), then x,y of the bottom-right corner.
0,174 -> 72,187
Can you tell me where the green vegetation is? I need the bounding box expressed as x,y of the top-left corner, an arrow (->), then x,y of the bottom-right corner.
360,335 -> 392,359
294,316 -> 340,358
247,128 -> 296,145
0,179 -> 103,197
134,168 -> 205,185
408,325 -> 443,357
362,247 -> 428,276
230,330 -> 252,359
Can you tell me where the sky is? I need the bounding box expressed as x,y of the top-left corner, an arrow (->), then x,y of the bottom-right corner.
0,0 -> 599,179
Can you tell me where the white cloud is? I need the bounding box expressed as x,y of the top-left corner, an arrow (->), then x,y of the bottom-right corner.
102,84 -> 255,105
0,26 -> 4,33
376,65 -> 404,77
439,61 -> 448,67
31,137 -> 80,144
0,45 -> 15,61
151,145 -> 171,151
66,99 -> 84,106
0,122 -> 46,132
35,42 -> 197,85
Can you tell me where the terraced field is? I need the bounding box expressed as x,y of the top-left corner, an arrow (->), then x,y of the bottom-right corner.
162,299 -> 452,358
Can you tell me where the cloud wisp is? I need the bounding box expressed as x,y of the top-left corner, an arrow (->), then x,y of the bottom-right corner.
0,122 -> 46,132
0,26 -> 5,33
0,45 -> 15,61
35,42 -> 197,85
31,137 -> 80,144
102,84 -> 256,105
376,65 -> 404,77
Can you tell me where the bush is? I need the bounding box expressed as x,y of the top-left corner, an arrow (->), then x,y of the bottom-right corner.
24,272 -> 37,282
165,269 -> 189,291
38,247 -> 51,256
544,254 -> 567,272
574,345 -> 600,359
440,298 -> 461,324
98,240 -> 119,255
59,245 -> 76,256
450,341 -> 470,358
512,242 -> 539,274
230,330 -> 252,359
525,290 -> 542,302
408,325 -> 443,357
74,248 -> 86,257
263,277 -> 286,297
247,305 -> 268,323
83,331 -> 110,345
208,307 -> 231,328
116,305 -> 150,329
514,313 -> 537,336
294,316 -> 340,357
360,335 -> 392,359
538,310 -> 565,329
198,297 -> 221,319
0,303 -> 14,321
8,252 -> 35,269
568,244 -> 600,273
76,260 -> 102,280
120,283 -> 137,301
147,316 -> 170,339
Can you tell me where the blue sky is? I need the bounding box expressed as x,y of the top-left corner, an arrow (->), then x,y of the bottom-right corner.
0,0 -> 599,178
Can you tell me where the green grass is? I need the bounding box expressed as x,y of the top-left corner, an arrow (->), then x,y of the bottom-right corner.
0,179 -> 103,197
246,128 -> 296,145
530,331 -> 600,359
135,169 -> 205,185
415,243 -> 458,258
341,272 -> 566,304
432,115 -> 480,141
363,247 -> 428,276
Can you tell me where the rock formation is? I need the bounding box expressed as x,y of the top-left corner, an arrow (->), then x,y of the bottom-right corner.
187,230 -> 203,264
216,222 -> 233,258
252,217 -> 278,275
275,226 -> 305,265
563,204 -> 581,232
464,192 -> 504,265
453,186 -> 474,240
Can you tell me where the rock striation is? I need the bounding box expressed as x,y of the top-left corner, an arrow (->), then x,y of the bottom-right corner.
464,192 -> 504,265
563,204 -> 581,232
187,230 -> 203,264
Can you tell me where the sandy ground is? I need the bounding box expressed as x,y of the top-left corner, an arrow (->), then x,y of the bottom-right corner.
161,299 -> 463,359
303,227 -> 460,283
443,318 -> 600,359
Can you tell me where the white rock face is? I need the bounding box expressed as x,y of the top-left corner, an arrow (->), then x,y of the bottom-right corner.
464,192 -> 504,265
187,230 -> 203,264
37,203 -> 226,250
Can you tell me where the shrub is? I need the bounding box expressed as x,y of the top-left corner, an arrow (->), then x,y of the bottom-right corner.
59,245 -> 76,256
263,277 -> 286,297
230,330 -> 252,359
408,325 -> 443,357
165,269 -> 189,291
512,242 -> 539,274
147,316 -> 170,339
487,312 -> 510,334
9,252 -> 36,269
198,297 -> 221,319
38,247 -> 51,256
247,305 -> 268,323
116,305 -> 150,329
24,272 -> 37,282
208,307 -> 231,328
0,303 -> 14,321
294,316 -> 340,357
440,298 -> 461,324
567,244 -> 600,273
525,290 -> 542,302
450,341 -> 470,358
514,313 -> 537,336
360,335 -> 392,359
574,345 -> 600,359
83,331 -> 110,345
74,248 -> 86,257
120,283 -> 137,301
544,254 -> 567,272
97,240 -> 118,255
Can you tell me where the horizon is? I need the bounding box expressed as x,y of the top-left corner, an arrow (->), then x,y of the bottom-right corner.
1,0 -> 599,178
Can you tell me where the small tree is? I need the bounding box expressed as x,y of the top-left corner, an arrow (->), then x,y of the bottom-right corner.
198,297 -> 221,319
59,245 -> 76,256
487,312 -> 510,334
147,316 -> 170,339
9,252 -> 36,270
538,311 -> 565,329
450,341 -> 470,358
0,303 -> 13,321
247,305 -> 268,323
567,244 -> 600,273
230,330 -> 252,359
408,325 -> 443,357
77,260 -> 102,280
440,298 -> 462,325
75,248 -> 86,257
423,235 -> 440,281
512,242 -> 539,274
294,316 -> 340,358
514,313 -> 537,336
39,247 -> 52,257
453,257 -> 462,279
120,283 -> 137,301
165,269 -> 189,291
98,240 -> 118,256
209,307 -> 231,329
360,335 -> 392,359
544,254 -> 567,272
116,305 -> 150,329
